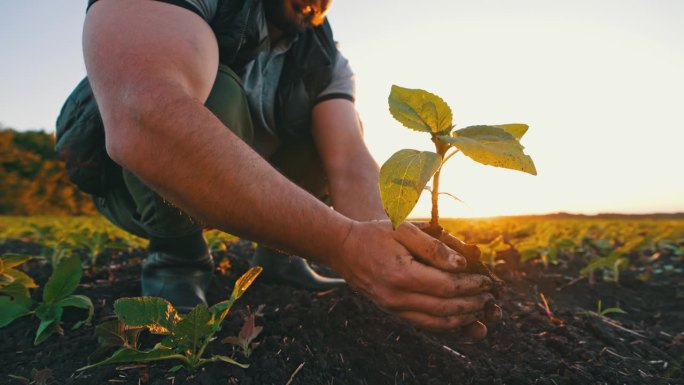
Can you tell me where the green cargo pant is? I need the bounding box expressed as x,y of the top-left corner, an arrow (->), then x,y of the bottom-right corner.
93,65 -> 329,240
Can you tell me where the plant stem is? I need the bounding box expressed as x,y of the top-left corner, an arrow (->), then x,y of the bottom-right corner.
430,167 -> 441,230
429,137 -> 450,233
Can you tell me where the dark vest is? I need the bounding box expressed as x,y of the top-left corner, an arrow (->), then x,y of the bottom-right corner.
56,0 -> 338,196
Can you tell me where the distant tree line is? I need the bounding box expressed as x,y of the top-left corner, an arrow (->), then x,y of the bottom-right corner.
0,126 -> 96,215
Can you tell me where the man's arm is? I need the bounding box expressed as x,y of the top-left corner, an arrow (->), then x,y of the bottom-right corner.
312,99 -> 386,221
84,0 -> 495,332
85,0 -> 349,259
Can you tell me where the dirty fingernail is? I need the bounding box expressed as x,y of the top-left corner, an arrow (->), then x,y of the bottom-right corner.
448,252 -> 466,269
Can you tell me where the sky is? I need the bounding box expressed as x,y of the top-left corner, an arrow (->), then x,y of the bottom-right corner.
1,0 -> 683,218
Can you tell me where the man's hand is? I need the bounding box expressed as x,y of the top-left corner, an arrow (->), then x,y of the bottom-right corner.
332,221 -> 498,335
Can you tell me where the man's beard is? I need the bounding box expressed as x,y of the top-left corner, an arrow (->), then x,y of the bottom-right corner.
263,0 -> 327,35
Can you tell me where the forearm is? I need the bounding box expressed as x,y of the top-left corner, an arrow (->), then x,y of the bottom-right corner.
328,153 -> 388,222
107,88 -> 352,265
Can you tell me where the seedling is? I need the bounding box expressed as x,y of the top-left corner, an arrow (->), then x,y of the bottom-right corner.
222,305 -> 265,358
71,230 -> 131,273
379,85 -> 536,232
0,253 -> 37,327
0,255 -> 94,345
580,236 -> 644,284
80,266 -> 262,372
579,299 -> 627,318
379,85 -> 536,291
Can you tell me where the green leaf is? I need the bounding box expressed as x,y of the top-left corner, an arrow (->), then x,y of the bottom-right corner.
6,269 -> 38,289
114,297 -> 178,334
439,125 -> 537,175
379,149 -> 442,228
43,255 -> 82,304
34,318 -> 58,345
78,345 -> 188,371
494,124 -> 528,140
56,295 -> 94,329
388,85 -> 453,135
0,296 -> 32,328
1,254 -> 32,269
173,305 -> 213,353
601,307 -> 627,316
0,281 -> 32,306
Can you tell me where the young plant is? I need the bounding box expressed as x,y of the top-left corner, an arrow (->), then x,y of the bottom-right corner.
579,299 -> 627,318
380,85 -> 536,232
0,255 -> 94,345
379,85 -> 536,289
222,304 -> 265,358
71,230 -> 131,273
79,266 -> 262,373
0,253 -> 37,327
580,236 -> 644,284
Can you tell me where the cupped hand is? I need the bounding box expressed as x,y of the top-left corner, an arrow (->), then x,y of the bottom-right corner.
333,220 -> 497,335
412,221 -> 504,337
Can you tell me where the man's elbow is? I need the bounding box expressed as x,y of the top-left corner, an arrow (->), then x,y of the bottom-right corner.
100,94 -> 155,172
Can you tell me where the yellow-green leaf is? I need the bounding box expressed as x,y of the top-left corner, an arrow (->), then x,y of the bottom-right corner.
6,269 -> 38,289
232,266 -> 262,300
439,125 -> 536,175
379,149 -> 441,229
389,85 -> 453,135
114,297 -> 179,334
1,254 -> 32,270
494,124 -> 528,140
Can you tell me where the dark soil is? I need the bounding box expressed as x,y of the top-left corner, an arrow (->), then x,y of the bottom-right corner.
1,238 -> 683,385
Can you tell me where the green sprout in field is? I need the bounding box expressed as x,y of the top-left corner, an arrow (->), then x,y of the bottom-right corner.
0,253 -> 37,312
80,267 -> 262,373
0,254 -> 94,345
71,229 -> 132,273
379,85 -> 536,233
581,236 -> 644,284
579,299 -> 627,318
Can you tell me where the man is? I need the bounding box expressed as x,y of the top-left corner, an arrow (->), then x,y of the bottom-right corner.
59,0 -> 500,337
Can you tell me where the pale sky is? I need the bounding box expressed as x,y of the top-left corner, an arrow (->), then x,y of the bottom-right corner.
1,1 -> 683,218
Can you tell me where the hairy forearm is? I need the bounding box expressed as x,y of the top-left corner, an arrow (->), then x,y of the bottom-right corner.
328,153 -> 388,222
106,87 -> 352,264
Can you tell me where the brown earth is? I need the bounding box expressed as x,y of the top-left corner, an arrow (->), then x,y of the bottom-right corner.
1,238 -> 683,385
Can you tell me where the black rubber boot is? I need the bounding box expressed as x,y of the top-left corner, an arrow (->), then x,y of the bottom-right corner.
251,247 -> 345,291
141,232 -> 214,312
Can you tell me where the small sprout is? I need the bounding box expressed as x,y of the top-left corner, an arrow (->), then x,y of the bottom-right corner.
80,267 -> 262,372
222,305 -> 265,358
0,254 -> 93,344
380,85 -> 536,231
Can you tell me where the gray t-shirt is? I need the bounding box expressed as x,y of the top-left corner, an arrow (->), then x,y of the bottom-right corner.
175,0 -> 356,155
